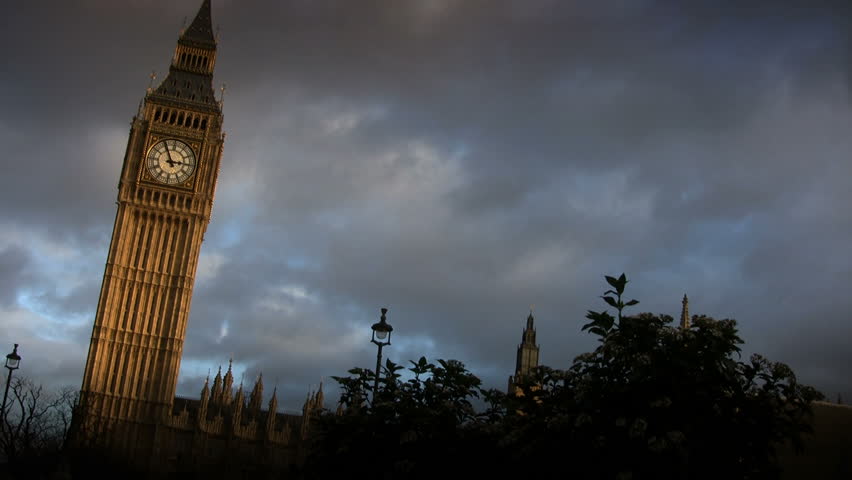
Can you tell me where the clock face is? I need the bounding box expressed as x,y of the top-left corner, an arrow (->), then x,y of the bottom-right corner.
146,139 -> 197,185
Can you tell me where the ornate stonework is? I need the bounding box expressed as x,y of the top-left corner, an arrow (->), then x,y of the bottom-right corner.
66,3 -> 328,474
508,309 -> 540,393
77,0 -> 222,442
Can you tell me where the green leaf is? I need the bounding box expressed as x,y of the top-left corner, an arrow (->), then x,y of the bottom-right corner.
616,273 -> 627,294
625,299 -> 639,306
605,275 -> 620,289
602,296 -> 618,308
589,326 -> 607,337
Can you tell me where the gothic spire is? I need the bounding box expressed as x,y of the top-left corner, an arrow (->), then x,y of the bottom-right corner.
179,0 -> 216,49
248,373 -> 264,414
211,366 -> 223,405
268,386 -> 278,414
266,386 -> 279,436
509,309 -> 541,393
198,373 -> 211,421
315,382 -> 324,409
222,358 -> 234,405
150,0 -> 219,107
521,308 -> 536,346
200,374 -> 210,401
680,294 -> 690,329
235,381 -> 244,404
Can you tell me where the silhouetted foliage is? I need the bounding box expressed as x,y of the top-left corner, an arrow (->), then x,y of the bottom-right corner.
307,274 -> 823,480
305,357 -> 489,479
0,377 -> 76,476
497,273 -> 824,479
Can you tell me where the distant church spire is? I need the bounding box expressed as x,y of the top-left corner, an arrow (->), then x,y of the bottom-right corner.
680,294 -> 690,329
222,358 -> 234,405
249,373 -> 264,414
508,308 -> 541,393
211,366 -> 223,406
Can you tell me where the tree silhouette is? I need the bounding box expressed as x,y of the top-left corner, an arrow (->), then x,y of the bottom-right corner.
307,274 -> 823,480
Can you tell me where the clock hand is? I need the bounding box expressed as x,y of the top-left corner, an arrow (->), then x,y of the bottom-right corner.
164,144 -> 182,168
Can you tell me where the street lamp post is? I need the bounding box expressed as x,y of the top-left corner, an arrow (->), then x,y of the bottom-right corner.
370,308 -> 393,403
1,344 -> 21,427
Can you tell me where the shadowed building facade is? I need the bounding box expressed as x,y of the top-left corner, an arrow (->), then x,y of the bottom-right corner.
70,1 -> 321,474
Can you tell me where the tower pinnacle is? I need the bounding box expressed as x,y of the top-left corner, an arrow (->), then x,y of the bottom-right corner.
680,294 -> 690,329
509,309 -> 541,393
151,0 -> 219,107
180,0 -> 216,48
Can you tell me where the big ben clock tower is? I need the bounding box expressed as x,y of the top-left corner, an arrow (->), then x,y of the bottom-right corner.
77,0 -> 224,449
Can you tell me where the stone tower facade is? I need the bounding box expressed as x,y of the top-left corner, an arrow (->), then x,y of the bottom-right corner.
76,0 -> 224,450
508,310 -> 540,393
680,294 -> 690,328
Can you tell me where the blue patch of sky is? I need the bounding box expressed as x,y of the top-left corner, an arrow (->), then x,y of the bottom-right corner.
13,243 -> 99,339
179,356 -> 250,386
207,217 -> 245,249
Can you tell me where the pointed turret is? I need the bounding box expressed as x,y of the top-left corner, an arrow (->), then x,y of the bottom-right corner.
301,391 -> 313,439
248,373 -> 264,414
150,0 -> 219,107
268,386 -> 278,414
232,382 -> 245,427
680,294 -> 690,329
234,382 -> 245,406
522,309 -> 536,345
198,374 -> 210,421
179,0 -> 216,48
266,387 -> 278,435
301,392 -> 311,416
508,308 -> 541,393
211,366 -> 223,406
314,382 -> 324,410
222,358 -> 234,406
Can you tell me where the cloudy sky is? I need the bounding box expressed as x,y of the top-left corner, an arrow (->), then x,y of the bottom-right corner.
1,0 -> 850,412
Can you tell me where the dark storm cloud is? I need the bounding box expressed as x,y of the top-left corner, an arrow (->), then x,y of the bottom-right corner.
1,0 -> 850,403
0,245 -> 35,307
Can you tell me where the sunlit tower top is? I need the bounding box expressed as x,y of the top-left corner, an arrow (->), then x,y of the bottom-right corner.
508,308 -> 541,393
680,294 -> 690,329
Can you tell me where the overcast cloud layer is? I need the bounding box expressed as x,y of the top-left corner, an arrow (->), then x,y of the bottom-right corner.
1,0 -> 851,411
